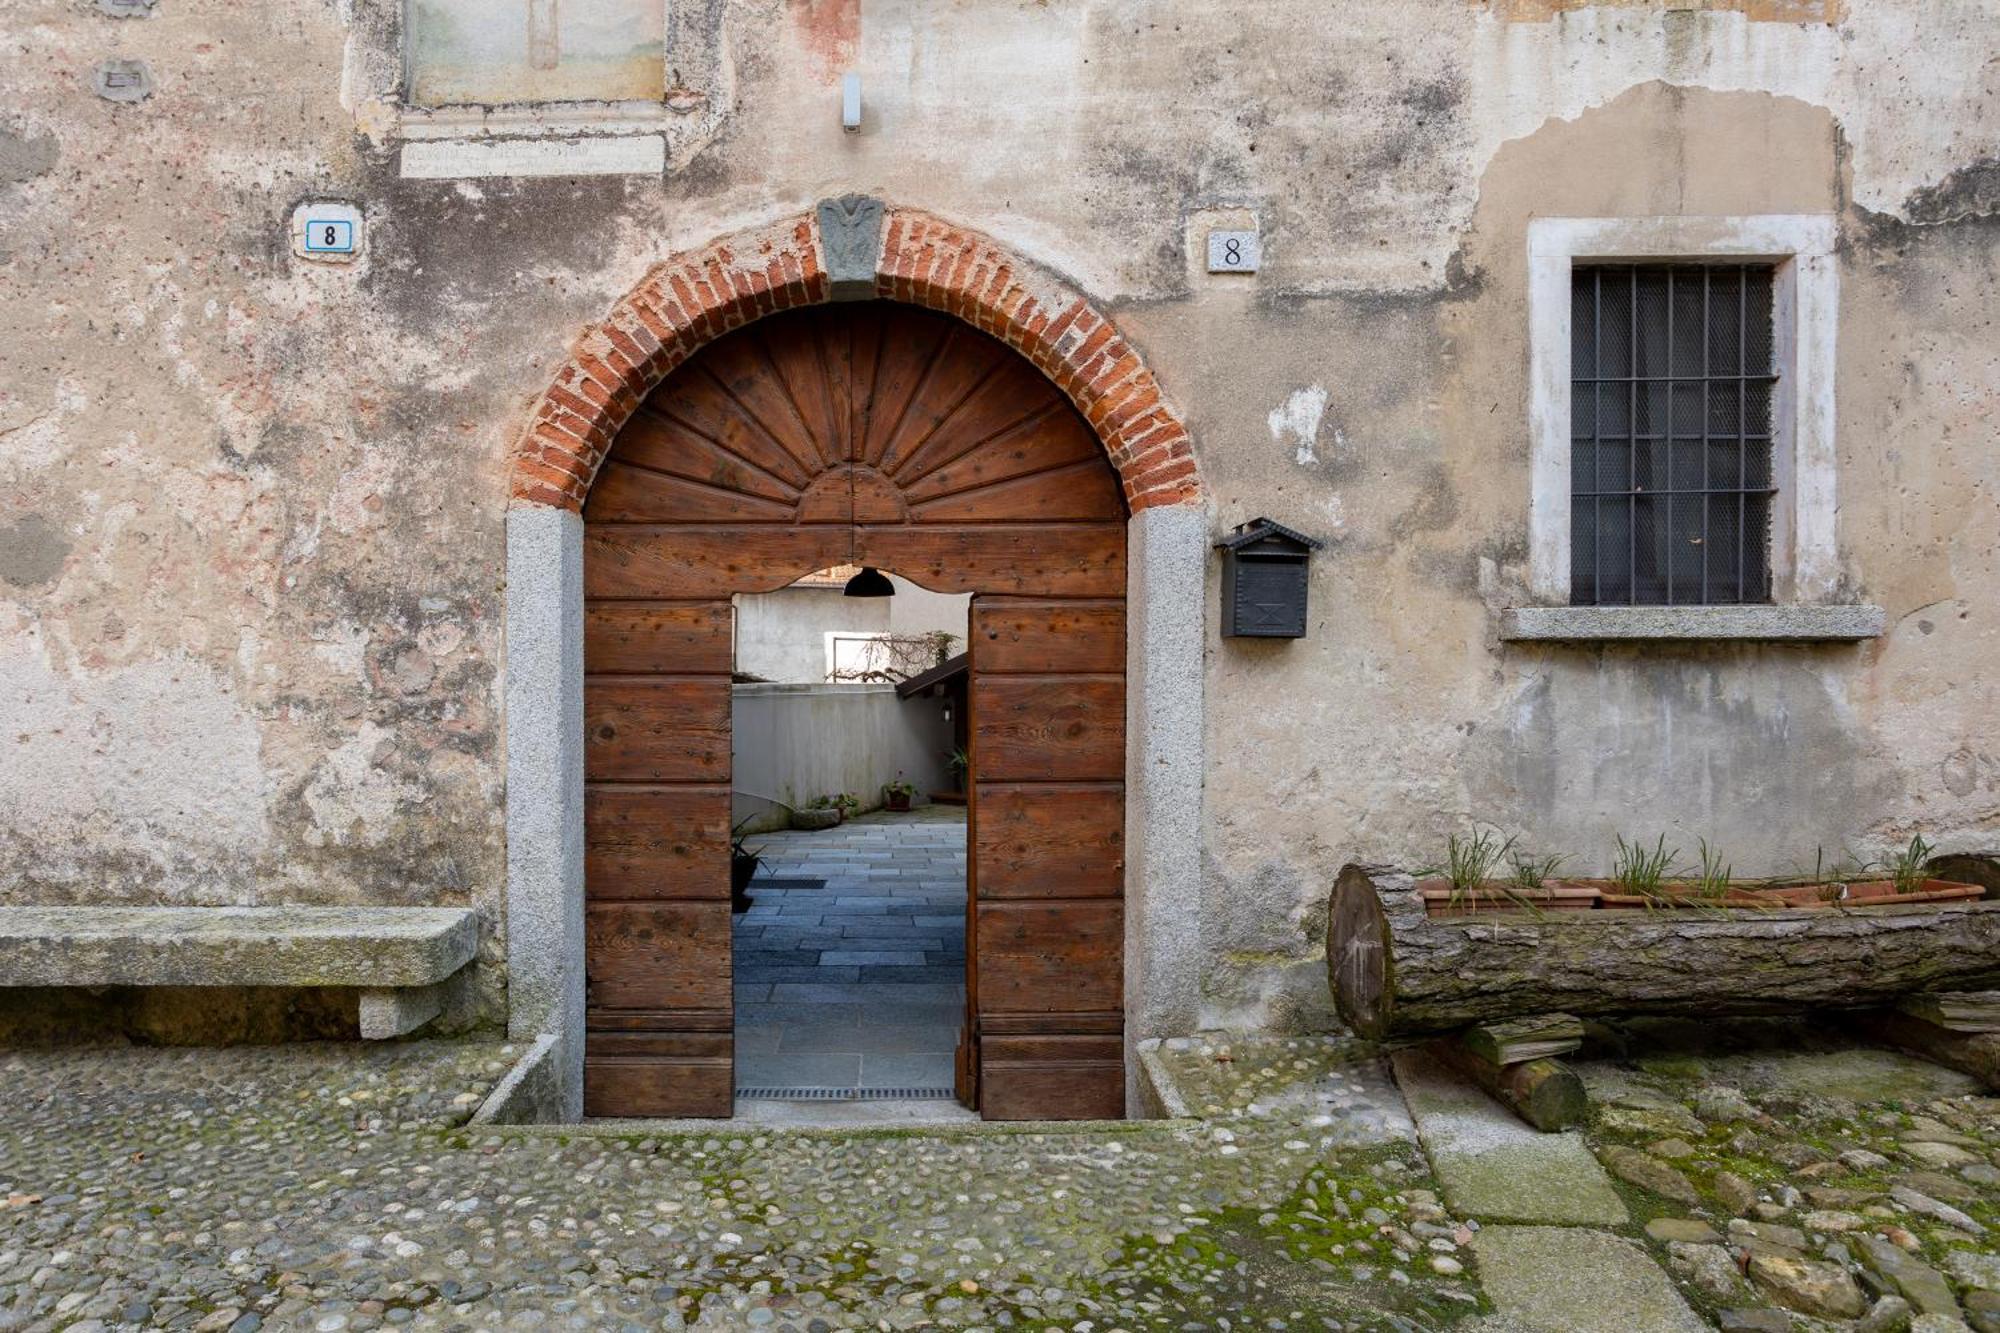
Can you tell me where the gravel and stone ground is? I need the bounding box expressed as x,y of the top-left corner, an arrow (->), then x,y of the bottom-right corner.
1566,1019 -> 2000,1333
0,1038 -> 1488,1332
6,1020 -> 1996,1331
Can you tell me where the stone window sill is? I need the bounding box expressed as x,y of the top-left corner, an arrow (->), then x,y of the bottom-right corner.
1499,604 -> 1886,642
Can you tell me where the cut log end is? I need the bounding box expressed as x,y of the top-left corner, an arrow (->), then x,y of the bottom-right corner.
1329,863 -> 1394,1040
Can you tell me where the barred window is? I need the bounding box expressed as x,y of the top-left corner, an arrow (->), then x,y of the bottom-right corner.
1570,264 -> 1777,606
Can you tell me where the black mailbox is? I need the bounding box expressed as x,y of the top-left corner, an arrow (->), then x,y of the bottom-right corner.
1217,517 -> 1322,638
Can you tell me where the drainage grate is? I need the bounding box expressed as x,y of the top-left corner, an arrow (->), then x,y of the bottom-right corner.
750,878 -> 826,891
735,1086 -> 956,1102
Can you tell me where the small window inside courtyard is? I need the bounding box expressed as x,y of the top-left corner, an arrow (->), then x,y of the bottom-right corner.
1569,264 -> 1777,606
405,0 -> 666,107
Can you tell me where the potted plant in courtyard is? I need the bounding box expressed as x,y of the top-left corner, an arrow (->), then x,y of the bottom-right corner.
730,818 -> 762,913
936,747 -> 971,802
883,774 -> 916,813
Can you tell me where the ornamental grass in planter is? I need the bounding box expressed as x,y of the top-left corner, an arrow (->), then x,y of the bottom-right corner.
1592,833 -> 1985,911
1418,833 -> 1601,917
1420,831 -> 1986,918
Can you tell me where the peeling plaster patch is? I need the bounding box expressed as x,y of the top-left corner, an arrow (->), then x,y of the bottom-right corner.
1905,158 -> 2000,226
298,721 -> 429,848
1269,385 -> 1330,465
0,381 -> 87,470
791,0 -> 860,80
1479,0 -> 1841,21
0,125 -> 58,183
1466,7 -> 2000,238
0,514 -> 70,588
0,627 -> 271,879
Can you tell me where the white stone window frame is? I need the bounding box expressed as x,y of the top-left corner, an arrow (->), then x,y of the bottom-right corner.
1507,214 -> 1882,642
341,0 -> 728,175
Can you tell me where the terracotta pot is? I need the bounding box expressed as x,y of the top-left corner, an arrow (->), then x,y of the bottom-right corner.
1418,879 -> 1602,917
1807,878 -> 1985,908
1591,877 -> 1985,911
1587,878 -> 1794,910
885,790 -> 913,812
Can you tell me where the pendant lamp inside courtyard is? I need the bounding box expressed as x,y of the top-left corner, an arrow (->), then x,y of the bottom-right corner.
842,565 -> 894,598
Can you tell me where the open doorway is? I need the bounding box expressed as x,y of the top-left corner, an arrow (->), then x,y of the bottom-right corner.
578,301 -> 1129,1122
728,569 -> 974,1120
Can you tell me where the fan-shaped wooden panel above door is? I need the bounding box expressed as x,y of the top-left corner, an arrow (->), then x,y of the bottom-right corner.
582,303 -> 1128,1121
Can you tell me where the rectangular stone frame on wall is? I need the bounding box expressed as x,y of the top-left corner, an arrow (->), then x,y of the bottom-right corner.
503,502 -> 1210,1122
504,505 -> 586,1121
1518,215 -> 1882,640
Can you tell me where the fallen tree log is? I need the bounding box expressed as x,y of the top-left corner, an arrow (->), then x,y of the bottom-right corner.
1327,864 -> 2000,1041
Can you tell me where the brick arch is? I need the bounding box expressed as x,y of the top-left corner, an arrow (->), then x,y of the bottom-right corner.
508,204 -> 1203,514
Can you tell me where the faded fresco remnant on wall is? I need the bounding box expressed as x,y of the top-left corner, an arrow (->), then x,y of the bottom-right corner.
406,0 -> 666,105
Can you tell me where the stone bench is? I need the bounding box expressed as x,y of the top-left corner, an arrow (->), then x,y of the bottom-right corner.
0,906 -> 479,1039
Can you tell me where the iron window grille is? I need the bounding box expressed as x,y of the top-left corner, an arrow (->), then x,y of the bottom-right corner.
1570,263 -> 1777,606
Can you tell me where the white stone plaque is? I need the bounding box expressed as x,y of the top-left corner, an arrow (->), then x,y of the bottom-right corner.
399,135 -> 666,180
1206,229 -> 1261,274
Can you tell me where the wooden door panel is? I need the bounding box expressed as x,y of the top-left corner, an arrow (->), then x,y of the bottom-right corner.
977,1035 -> 1124,1122
609,409 -> 803,506
857,313 -> 944,468
907,462 -> 1125,524
706,338 -> 840,476
584,902 -> 732,1011
974,901 -> 1122,1014
585,678 -> 730,782
586,526 -> 848,599
973,600 -> 1126,674
589,462 -> 798,524
973,677 -> 1125,782
874,328 -> 1008,473
646,376 -> 816,491
975,783 -> 1123,899
585,785 -> 731,900
897,412 -> 1095,505
583,1036 -> 733,1118
857,526 -> 1125,598
585,602 -> 734,676
587,524 -> 1126,600
890,359 -> 1072,485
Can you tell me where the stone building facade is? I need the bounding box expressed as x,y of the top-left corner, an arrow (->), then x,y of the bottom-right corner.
2,0 -> 1995,1108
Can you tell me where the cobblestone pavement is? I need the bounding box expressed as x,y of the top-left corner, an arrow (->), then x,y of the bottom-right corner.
10,1021 -> 1991,1332
0,1038 -> 1484,1332
1567,1020 -> 2000,1331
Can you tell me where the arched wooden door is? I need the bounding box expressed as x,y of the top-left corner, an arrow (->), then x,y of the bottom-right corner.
581,303 -> 1127,1120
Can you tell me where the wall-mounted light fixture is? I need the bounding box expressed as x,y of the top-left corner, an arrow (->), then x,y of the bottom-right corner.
841,73 -> 862,133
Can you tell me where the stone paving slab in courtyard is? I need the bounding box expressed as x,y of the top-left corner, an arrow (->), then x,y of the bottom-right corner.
1391,1049 -> 1628,1227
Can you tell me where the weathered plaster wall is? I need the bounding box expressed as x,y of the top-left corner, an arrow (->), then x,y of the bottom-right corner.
1,0 -> 1993,1036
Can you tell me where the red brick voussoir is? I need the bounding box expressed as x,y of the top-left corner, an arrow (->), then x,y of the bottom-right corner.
508,206 -> 1203,514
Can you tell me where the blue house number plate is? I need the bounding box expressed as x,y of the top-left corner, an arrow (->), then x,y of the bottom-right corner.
304,219 -> 356,254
